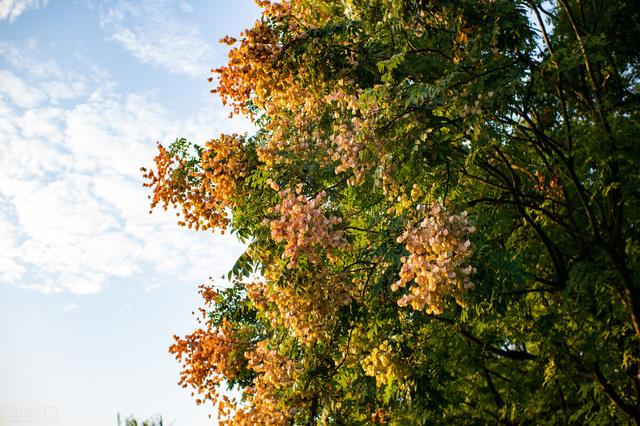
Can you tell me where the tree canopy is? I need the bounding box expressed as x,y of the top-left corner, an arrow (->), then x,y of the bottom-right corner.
142,0 -> 640,423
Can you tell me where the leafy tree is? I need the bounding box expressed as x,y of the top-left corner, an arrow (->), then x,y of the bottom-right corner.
143,0 -> 640,423
117,413 -> 164,426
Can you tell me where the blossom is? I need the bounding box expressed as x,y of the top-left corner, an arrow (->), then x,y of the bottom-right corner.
393,202 -> 476,314
269,187 -> 347,269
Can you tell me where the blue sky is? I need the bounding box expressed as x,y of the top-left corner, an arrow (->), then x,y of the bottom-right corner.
0,1 -> 259,424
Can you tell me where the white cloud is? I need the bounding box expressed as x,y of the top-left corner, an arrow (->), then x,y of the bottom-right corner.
100,0 -> 217,77
0,40 -> 93,106
41,80 -> 88,102
0,41 -> 250,295
0,70 -> 47,108
0,202 -> 25,284
0,39 -> 64,79
0,0 -> 48,22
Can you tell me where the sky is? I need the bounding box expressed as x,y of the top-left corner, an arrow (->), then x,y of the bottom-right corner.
0,1 -> 260,425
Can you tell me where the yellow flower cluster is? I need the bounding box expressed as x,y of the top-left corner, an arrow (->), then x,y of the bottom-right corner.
392,203 -> 476,314
362,340 -> 407,388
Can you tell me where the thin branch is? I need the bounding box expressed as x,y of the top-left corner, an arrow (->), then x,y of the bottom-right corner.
590,364 -> 640,423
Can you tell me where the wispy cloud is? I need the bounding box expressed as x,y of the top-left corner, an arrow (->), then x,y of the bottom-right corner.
100,0 -> 217,77
0,69 -> 46,108
0,39 -> 95,105
0,39 -> 63,79
0,41 -> 251,295
0,0 -> 48,22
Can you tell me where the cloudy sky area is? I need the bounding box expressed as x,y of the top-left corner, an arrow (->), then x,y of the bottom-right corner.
0,1 -> 258,424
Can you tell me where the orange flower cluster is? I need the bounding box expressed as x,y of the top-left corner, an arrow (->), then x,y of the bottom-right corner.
213,17 -> 281,116
169,286 -> 250,415
142,134 -> 247,232
391,203 -> 476,314
269,187 -> 347,269
223,340 -> 300,426
247,274 -> 353,345
213,0 -> 332,115
141,143 -> 192,218
200,134 -> 249,210
170,286 -> 309,426
255,83 -> 325,167
213,1 -> 325,116
255,82 -> 377,188
258,82 -> 382,187
213,2 -> 377,186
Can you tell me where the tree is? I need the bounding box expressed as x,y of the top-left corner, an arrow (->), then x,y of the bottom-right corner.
143,0 -> 640,423
117,413 -> 164,426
